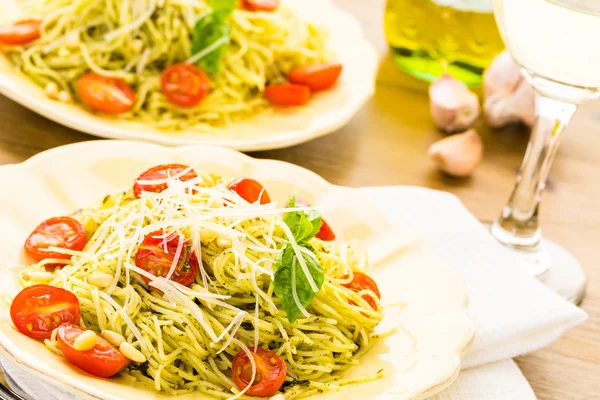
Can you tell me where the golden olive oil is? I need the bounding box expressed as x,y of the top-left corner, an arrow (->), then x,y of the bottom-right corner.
385,0 -> 504,86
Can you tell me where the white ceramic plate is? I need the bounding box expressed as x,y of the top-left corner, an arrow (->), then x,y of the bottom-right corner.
0,141 -> 474,400
0,0 -> 377,151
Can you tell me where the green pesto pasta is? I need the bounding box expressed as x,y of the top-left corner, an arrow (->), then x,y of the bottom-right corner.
5,0 -> 328,132
18,170 -> 384,399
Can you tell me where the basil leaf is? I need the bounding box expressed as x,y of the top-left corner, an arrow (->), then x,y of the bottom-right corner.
191,0 -> 235,74
274,195 -> 326,322
304,209 -> 323,240
208,0 -> 236,16
274,245 -> 325,323
284,196 -> 323,244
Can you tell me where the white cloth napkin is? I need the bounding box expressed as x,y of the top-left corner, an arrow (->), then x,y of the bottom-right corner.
0,186 -> 587,399
361,186 -> 587,399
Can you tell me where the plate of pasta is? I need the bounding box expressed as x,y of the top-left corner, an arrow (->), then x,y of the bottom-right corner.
0,141 -> 473,399
0,0 -> 377,151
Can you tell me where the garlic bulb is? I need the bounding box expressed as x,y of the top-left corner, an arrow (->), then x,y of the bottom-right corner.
485,78 -> 535,128
428,129 -> 484,177
484,51 -> 522,99
484,51 -> 535,128
429,74 -> 480,133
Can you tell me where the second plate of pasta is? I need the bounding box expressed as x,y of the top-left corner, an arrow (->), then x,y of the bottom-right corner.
0,0 -> 378,150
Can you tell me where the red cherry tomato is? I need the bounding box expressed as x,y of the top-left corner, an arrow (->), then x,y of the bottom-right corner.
161,63 -> 210,107
242,0 -> 279,11
24,217 -> 87,262
342,272 -> 381,310
315,219 -> 336,241
0,20 -> 41,45
10,285 -> 80,340
227,178 -> 271,204
232,347 -> 286,397
76,72 -> 136,114
265,83 -> 311,106
57,324 -> 129,378
133,164 -> 198,198
295,199 -> 336,241
135,230 -> 198,286
288,63 -> 343,91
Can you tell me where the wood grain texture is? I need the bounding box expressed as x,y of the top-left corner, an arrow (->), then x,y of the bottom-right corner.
0,0 -> 599,398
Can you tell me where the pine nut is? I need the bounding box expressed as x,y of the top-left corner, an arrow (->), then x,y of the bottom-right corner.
216,236 -> 232,249
57,47 -> 69,57
73,330 -> 97,351
101,330 -> 125,347
88,272 -> 113,287
23,271 -> 54,281
119,342 -> 146,363
270,395 -> 285,400
57,91 -> 71,103
44,82 -> 59,99
130,39 -> 144,54
65,31 -> 80,47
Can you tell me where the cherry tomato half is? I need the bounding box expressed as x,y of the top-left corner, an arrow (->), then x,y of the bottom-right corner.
265,83 -> 311,106
288,63 -> 343,91
342,272 -> 381,310
57,324 -> 129,378
10,285 -> 80,340
315,219 -> 336,241
135,230 -> 198,286
295,199 -> 336,241
227,178 -> 271,205
0,20 -> 41,45
242,0 -> 279,11
76,72 -> 136,114
24,217 -> 87,262
161,63 -> 210,107
133,164 -> 198,198
232,347 -> 286,397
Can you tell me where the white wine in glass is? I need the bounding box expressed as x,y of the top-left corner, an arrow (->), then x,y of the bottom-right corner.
491,0 -> 600,303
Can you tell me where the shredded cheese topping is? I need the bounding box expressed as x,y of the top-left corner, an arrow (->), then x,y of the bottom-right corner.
18,170 -> 384,398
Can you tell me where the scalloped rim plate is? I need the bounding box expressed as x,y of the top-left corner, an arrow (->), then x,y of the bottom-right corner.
0,141 -> 474,399
0,0 -> 378,151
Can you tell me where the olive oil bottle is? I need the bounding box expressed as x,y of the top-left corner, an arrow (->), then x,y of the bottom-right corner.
384,0 -> 504,86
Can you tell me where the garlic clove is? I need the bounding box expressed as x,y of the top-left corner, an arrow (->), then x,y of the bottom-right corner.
483,50 -> 536,128
485,77 -> 535,128
429,74 -> 480,133
484,50 -> 522,99
428,129 -> 484,177
216,235 -> 232,249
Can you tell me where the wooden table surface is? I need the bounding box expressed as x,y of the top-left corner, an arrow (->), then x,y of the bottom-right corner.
1,1 -> 599,399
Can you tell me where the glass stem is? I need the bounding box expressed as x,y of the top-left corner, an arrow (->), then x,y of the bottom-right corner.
491,94 -> 578,253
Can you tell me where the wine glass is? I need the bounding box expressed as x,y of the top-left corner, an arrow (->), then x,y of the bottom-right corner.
490,0 -> 600,304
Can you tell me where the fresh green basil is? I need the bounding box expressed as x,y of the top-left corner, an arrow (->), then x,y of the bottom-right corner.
191,0 -> 236,74
283,196 -> 323,243
274,196 -> 325,323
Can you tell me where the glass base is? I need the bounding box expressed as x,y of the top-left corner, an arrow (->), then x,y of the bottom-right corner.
487,223 -> 586,305
490,222 -> 548,277
542,239 -> 587,305
389,46 -> 484,87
